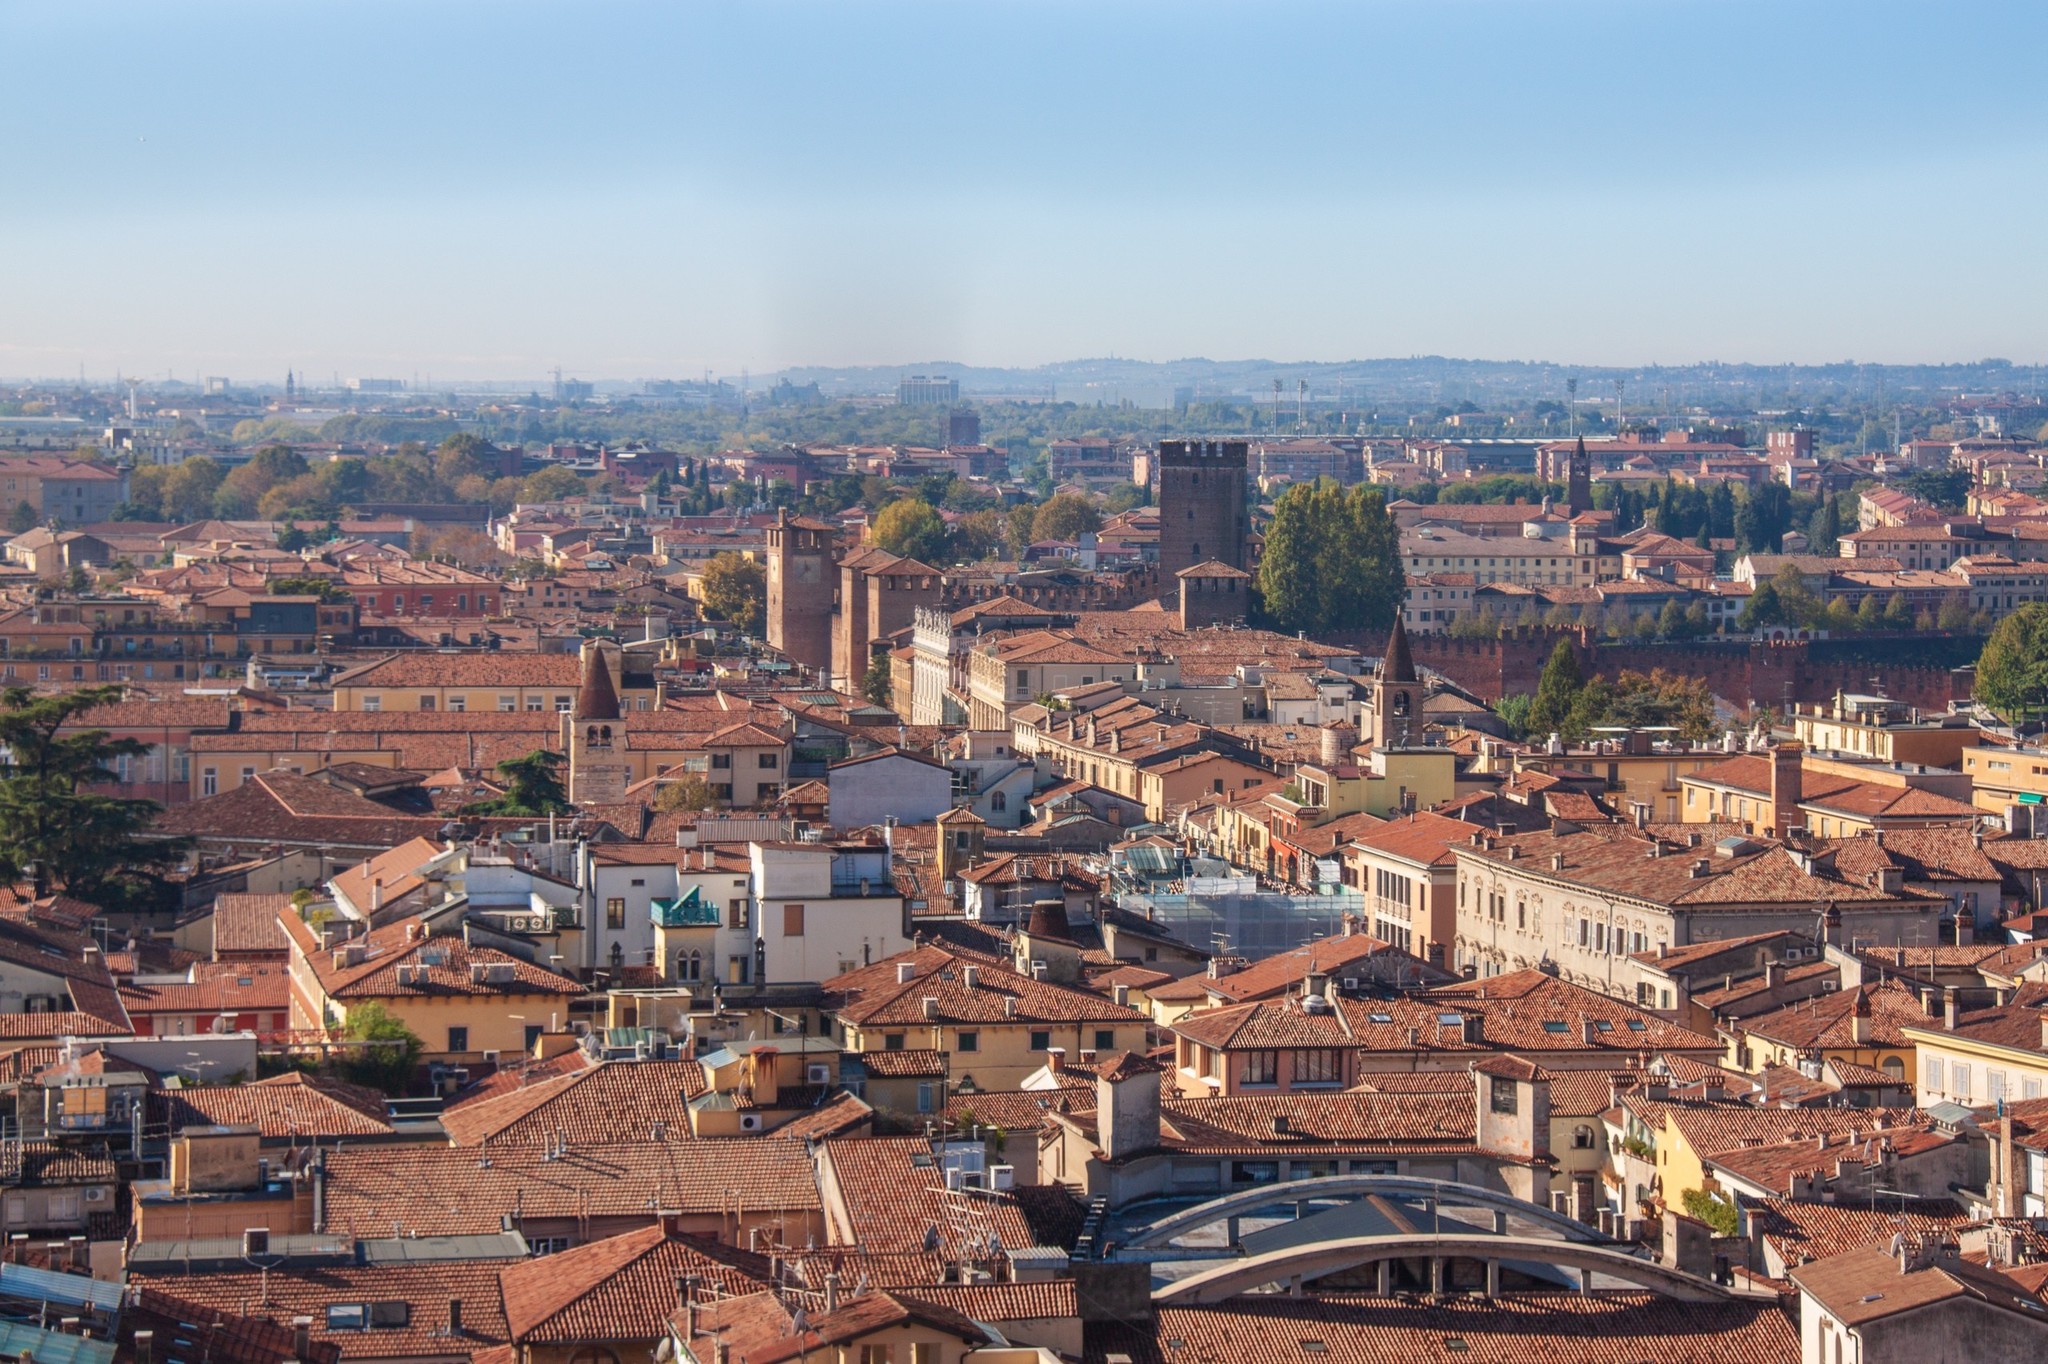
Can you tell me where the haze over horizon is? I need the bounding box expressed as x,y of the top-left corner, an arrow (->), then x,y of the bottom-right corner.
7,0 -> 2047,382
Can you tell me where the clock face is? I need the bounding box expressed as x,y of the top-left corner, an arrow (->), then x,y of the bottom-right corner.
795,558 -> 820,583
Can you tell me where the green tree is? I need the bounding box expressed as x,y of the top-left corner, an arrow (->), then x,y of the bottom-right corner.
1738,581 -> 1782,632
269,575 -> 350,602
463,749 -> 569,817
652,775 -> 720,812
861,659 -> 893,707
1493,692 -> 1535,740
0,687 -> 188,905
1256,481 -> 1404,636
5,502 -> 36,534
160,456 -> 226,521
1031,493 -> 1101,543
335,1001 -> 424,1095
699,552 -> 765,634
1882,593 -> 1913,630
1855,595 -> 1884,630
869,497 -> 950,564
520,465 -> 585,503
1975,602 -> 2048,728
1656,599 -> 1686,638
1936,598 -> 1973,633
1527,639 -> 1585,739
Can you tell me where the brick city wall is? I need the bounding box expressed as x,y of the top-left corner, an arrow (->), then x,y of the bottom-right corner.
1408,628 -> 1978,714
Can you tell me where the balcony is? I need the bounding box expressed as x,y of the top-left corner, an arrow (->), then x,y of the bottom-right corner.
651,892 -> 720,927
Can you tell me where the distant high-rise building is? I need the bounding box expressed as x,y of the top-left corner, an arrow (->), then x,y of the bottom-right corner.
284,369 -> 296,401
346,378 -> 405,393
202,376 -> 230,395
1155,439 -> 1249,585
946,407 -> 981,446
898,375 -> 959,406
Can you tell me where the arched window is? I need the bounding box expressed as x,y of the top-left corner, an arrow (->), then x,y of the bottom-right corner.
1882,1056 -> 1905,1079
990,791 -> 1007,812
1573,1124 -> 1596,1149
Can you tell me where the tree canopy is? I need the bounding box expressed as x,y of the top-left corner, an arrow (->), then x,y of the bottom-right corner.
699,552 -> 765,634
1976,602 -> 2048,728
463,749 -> 569,817
0,687 -> 187,907
1255,481 -> 1404,636
1526,639 -> 1584,739
869,497 -> 949,564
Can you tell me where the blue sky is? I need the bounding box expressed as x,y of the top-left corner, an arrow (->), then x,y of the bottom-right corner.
4,0 -> 2045,382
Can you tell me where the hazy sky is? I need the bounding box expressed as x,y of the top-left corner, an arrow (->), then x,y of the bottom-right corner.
5,1 -> 2046,383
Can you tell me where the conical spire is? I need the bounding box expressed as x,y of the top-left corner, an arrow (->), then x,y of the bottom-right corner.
1379,615 -> 1416,684
575,644 -> 621,720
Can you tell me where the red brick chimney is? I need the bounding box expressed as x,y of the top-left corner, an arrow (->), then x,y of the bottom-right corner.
1770,741 -> 1804,836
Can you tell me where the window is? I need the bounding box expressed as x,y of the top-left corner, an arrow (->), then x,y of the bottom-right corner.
448,1026 -> 468,1053
447,695 -> 465,712
1238,1050 -> 1278,1086
859,1347 -> 897,1364
326,1305 -> 367,1331
1573,1124 -> 1596,1149
526,697 -> 545,711
712,753 -> 732,770
884,1033 -> 906,1051
555,695 -> 573,712
201,768 -> 217,797
957,1031 -> 978,1052
498,695 -> 518,712
1293,1049 -> 1343,1086
783,903 -> 805,936
916,1083 -> 935,1113
361,695 -> 381,712
1029,1030 -> 1052,1051
1095,1029 -> 1116,1052
606,898 -> 626,930
728,899 -> 749,930
758,752 -> 778,769
990,791 -> 1007,812
1489,1076 -> 1518,1114
418,696 -> 437,711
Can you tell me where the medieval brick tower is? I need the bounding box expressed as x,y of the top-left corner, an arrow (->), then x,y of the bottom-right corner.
1156,439 -> 1249,586
766,510 -> 837,679
1566,436 -> 1592,518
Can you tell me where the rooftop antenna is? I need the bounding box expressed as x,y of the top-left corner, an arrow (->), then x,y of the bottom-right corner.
1272,377 -> 1283,433
1613,378 -> 1625,432
1296,379 -> 1307,432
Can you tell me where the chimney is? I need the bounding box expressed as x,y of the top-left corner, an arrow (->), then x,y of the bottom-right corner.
1770,742 -> 1803,836
372,878 -> 384,913
133,1331 -> 153,1364
1046,1046 -> 1064,1073
292,1318 -> 312,1361
824,1271 -> 841,1315
1944,989 -> 1959,1032
963,964 -> 980,990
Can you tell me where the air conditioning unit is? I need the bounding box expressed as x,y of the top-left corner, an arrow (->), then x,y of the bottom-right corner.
807,1063 -> 831,1085
738,1114 -> 763,1132
482,1050 -> 501,1063
83,1188 -> 105,1204
1340,977 -> 1360,992
988,1165 -> 1015,1191
1821,980 -> 1840,992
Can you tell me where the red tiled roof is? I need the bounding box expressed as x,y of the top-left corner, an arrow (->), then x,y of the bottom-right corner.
500,1224 -> 770,1344
438,1058 -> 706,1146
